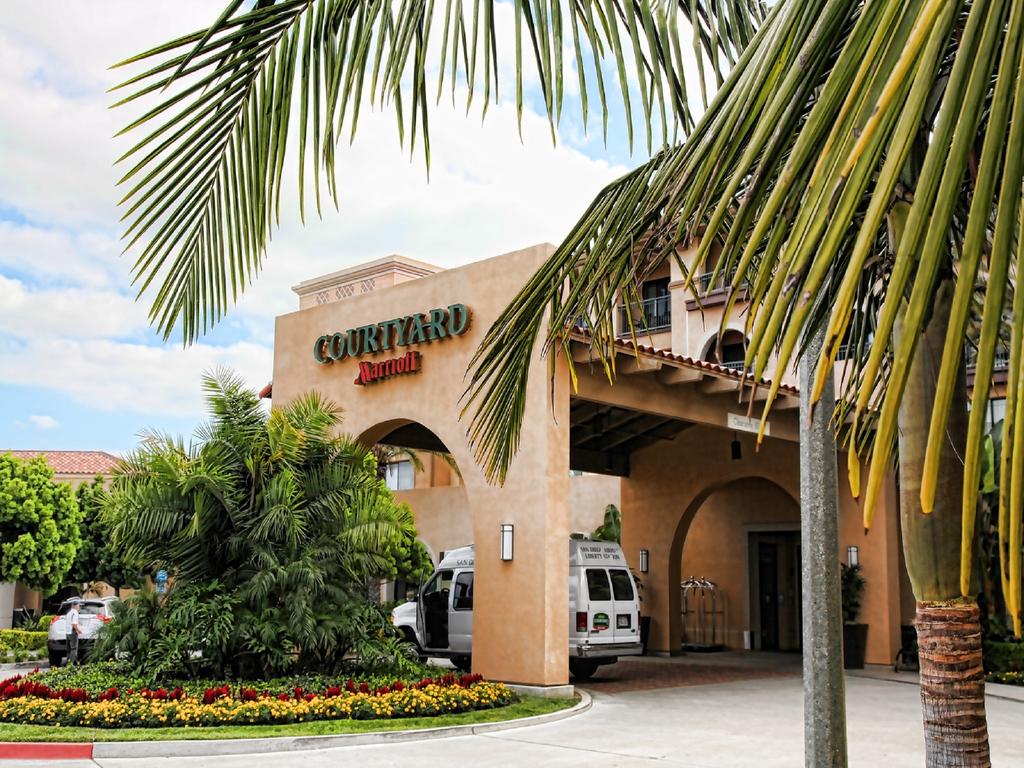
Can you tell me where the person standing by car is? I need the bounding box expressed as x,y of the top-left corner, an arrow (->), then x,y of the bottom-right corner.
65,599 -> 81,665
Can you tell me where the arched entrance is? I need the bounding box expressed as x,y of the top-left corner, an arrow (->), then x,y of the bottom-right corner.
671,477 -> 800,653
356,420 -> 471,579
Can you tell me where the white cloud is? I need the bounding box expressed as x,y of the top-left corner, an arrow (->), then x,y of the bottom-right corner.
0,274 -> 146,340
0,338 -> 272,419
28,415 -> 59,430
0,2 -> 638,436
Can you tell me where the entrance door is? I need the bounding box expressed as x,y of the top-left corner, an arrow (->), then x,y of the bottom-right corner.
750,532 -> 802,652
757,542 -> 780,650
420,569 -> 453,649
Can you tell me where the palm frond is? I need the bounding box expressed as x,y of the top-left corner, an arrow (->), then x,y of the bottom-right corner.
465,0 -> 1024,618
114,0 -> 766,343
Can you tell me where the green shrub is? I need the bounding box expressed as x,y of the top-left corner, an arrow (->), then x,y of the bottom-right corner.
983,640 -> 1024,673
36,615 -> 54,632
0,630 -> 47,652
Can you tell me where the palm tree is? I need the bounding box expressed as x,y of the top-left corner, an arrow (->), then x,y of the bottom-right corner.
105,368 -> 418,674
462,2 -> 1022,764
113,1 -> 1021,764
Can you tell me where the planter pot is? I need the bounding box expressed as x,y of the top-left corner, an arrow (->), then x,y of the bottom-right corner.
640,616 -> 652,655
843,623 -> 868,669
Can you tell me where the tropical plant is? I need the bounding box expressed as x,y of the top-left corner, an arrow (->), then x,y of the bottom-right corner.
0,454 -> 81,595
840,563 -> 865,624
101,369 -> 420,677
592,504 -> 622,544
68,476 -> 143,596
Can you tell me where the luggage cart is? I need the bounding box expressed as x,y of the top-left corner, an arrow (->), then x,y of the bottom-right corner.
680,577 -> 725,652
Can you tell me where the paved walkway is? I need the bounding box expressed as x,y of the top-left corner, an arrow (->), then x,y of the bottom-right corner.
7,662 -> 1021,767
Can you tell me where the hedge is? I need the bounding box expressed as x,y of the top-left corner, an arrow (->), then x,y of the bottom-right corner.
982,641 -> 1024,673
0,631 -> 47,653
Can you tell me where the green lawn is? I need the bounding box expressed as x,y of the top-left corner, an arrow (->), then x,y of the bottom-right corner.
0,695 -> 577,743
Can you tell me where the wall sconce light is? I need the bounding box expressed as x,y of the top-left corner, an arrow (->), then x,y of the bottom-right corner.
500,524 -> 514,561
847,545 -> 859,567
731,432 -> 742,461
639,549 -> 649,574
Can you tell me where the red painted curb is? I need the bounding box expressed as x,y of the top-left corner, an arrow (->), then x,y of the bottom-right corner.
0,742 -> 94,760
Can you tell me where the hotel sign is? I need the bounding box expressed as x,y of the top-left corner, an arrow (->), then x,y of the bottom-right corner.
313,303 -> 471,386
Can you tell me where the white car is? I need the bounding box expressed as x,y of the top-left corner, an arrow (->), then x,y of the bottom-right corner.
46,597 -> 116,667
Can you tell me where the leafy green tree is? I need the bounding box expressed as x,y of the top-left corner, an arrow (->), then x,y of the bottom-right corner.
69,477 -> 142,596
0,454 -> 80,595
102,369 -> 419,677
592,504 -> 622,544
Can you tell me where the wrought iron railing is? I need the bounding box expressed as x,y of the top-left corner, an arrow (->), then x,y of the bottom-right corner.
617,295 -> 671,335
966,347 -> 1010,370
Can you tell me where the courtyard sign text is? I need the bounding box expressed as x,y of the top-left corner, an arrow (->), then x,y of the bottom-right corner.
313,304 -> 471,386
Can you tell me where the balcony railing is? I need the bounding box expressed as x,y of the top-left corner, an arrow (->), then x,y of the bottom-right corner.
966,347 -> 1010,370
694,270 -> 751,295
617,295 -> 671,335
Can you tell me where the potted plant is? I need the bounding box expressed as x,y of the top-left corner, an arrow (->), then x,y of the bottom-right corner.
841,563 -> 868,669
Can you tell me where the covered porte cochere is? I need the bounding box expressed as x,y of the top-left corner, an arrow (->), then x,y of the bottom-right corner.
270,244 -> 906,690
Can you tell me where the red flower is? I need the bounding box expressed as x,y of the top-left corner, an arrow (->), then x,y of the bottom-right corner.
240,688 -> 259,702
345,679 -> 356,693
358,682 -> 370,695
169,687 -> 184,701
277,692 -> 290,701
303,693 -> 316,701
390,681 -> 405,692
325,686 -> 341,697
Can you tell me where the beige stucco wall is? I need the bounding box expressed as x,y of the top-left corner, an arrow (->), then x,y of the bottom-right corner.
272,243 -> 572,686
679,477 -> 800,651
569,473 -> 621,535
620,425 -> 901,666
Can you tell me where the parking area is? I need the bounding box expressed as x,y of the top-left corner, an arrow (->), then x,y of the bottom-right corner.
575,652 -> 799,694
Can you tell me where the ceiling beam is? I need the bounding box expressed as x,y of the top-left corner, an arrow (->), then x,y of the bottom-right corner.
569,447 -> 630,477
615,354 -> 663,375
657,366 -> 703,385
699,375 -> 742,395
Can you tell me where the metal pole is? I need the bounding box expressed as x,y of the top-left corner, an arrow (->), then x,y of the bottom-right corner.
799,326 -> 848,768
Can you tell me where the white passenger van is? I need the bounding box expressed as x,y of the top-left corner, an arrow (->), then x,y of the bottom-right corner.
391,538 -> 643,680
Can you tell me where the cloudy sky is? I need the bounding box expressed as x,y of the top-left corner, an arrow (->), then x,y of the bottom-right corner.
0,2 -> 673,454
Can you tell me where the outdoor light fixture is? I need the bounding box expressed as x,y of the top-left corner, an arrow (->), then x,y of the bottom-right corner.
500,524 -> 514,561
640,549 -> 650,573
731,432 -> 742,461
847,545 -> 859,567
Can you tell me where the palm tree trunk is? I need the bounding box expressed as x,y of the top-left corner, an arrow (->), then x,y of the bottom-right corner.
897,278 -> 990,767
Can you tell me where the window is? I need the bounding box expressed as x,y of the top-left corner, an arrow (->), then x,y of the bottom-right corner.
384,460 -> 415,490
453,572 -> 474,610
586,569 -> 612,601
609,569 -> 635,601
423,570 -> 454,598
642,277 -> 670,302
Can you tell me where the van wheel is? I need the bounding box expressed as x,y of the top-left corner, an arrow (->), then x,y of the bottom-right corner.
569,660 -> 599,681
399,627 -> 427,663
48,651 -> 63,668
451,655 -> 472,673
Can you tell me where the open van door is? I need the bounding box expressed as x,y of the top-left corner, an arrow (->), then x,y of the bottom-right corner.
419,569 -> 453,650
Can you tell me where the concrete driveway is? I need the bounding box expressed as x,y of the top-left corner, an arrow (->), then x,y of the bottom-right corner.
12,671 -> 1023,768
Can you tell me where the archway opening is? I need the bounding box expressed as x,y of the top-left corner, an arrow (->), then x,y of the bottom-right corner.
671,476 -> 800,654
702,329 -> 748,372
356,419 -> 469,603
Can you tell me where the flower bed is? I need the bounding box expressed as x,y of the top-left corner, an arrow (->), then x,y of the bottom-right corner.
0,671 -> 515,729
987,670 -> 1023,687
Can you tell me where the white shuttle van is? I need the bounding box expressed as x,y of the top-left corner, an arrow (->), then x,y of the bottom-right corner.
391,538 -> 643,680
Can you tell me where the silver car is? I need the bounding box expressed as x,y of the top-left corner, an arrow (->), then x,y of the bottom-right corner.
46,597 -> 116,667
